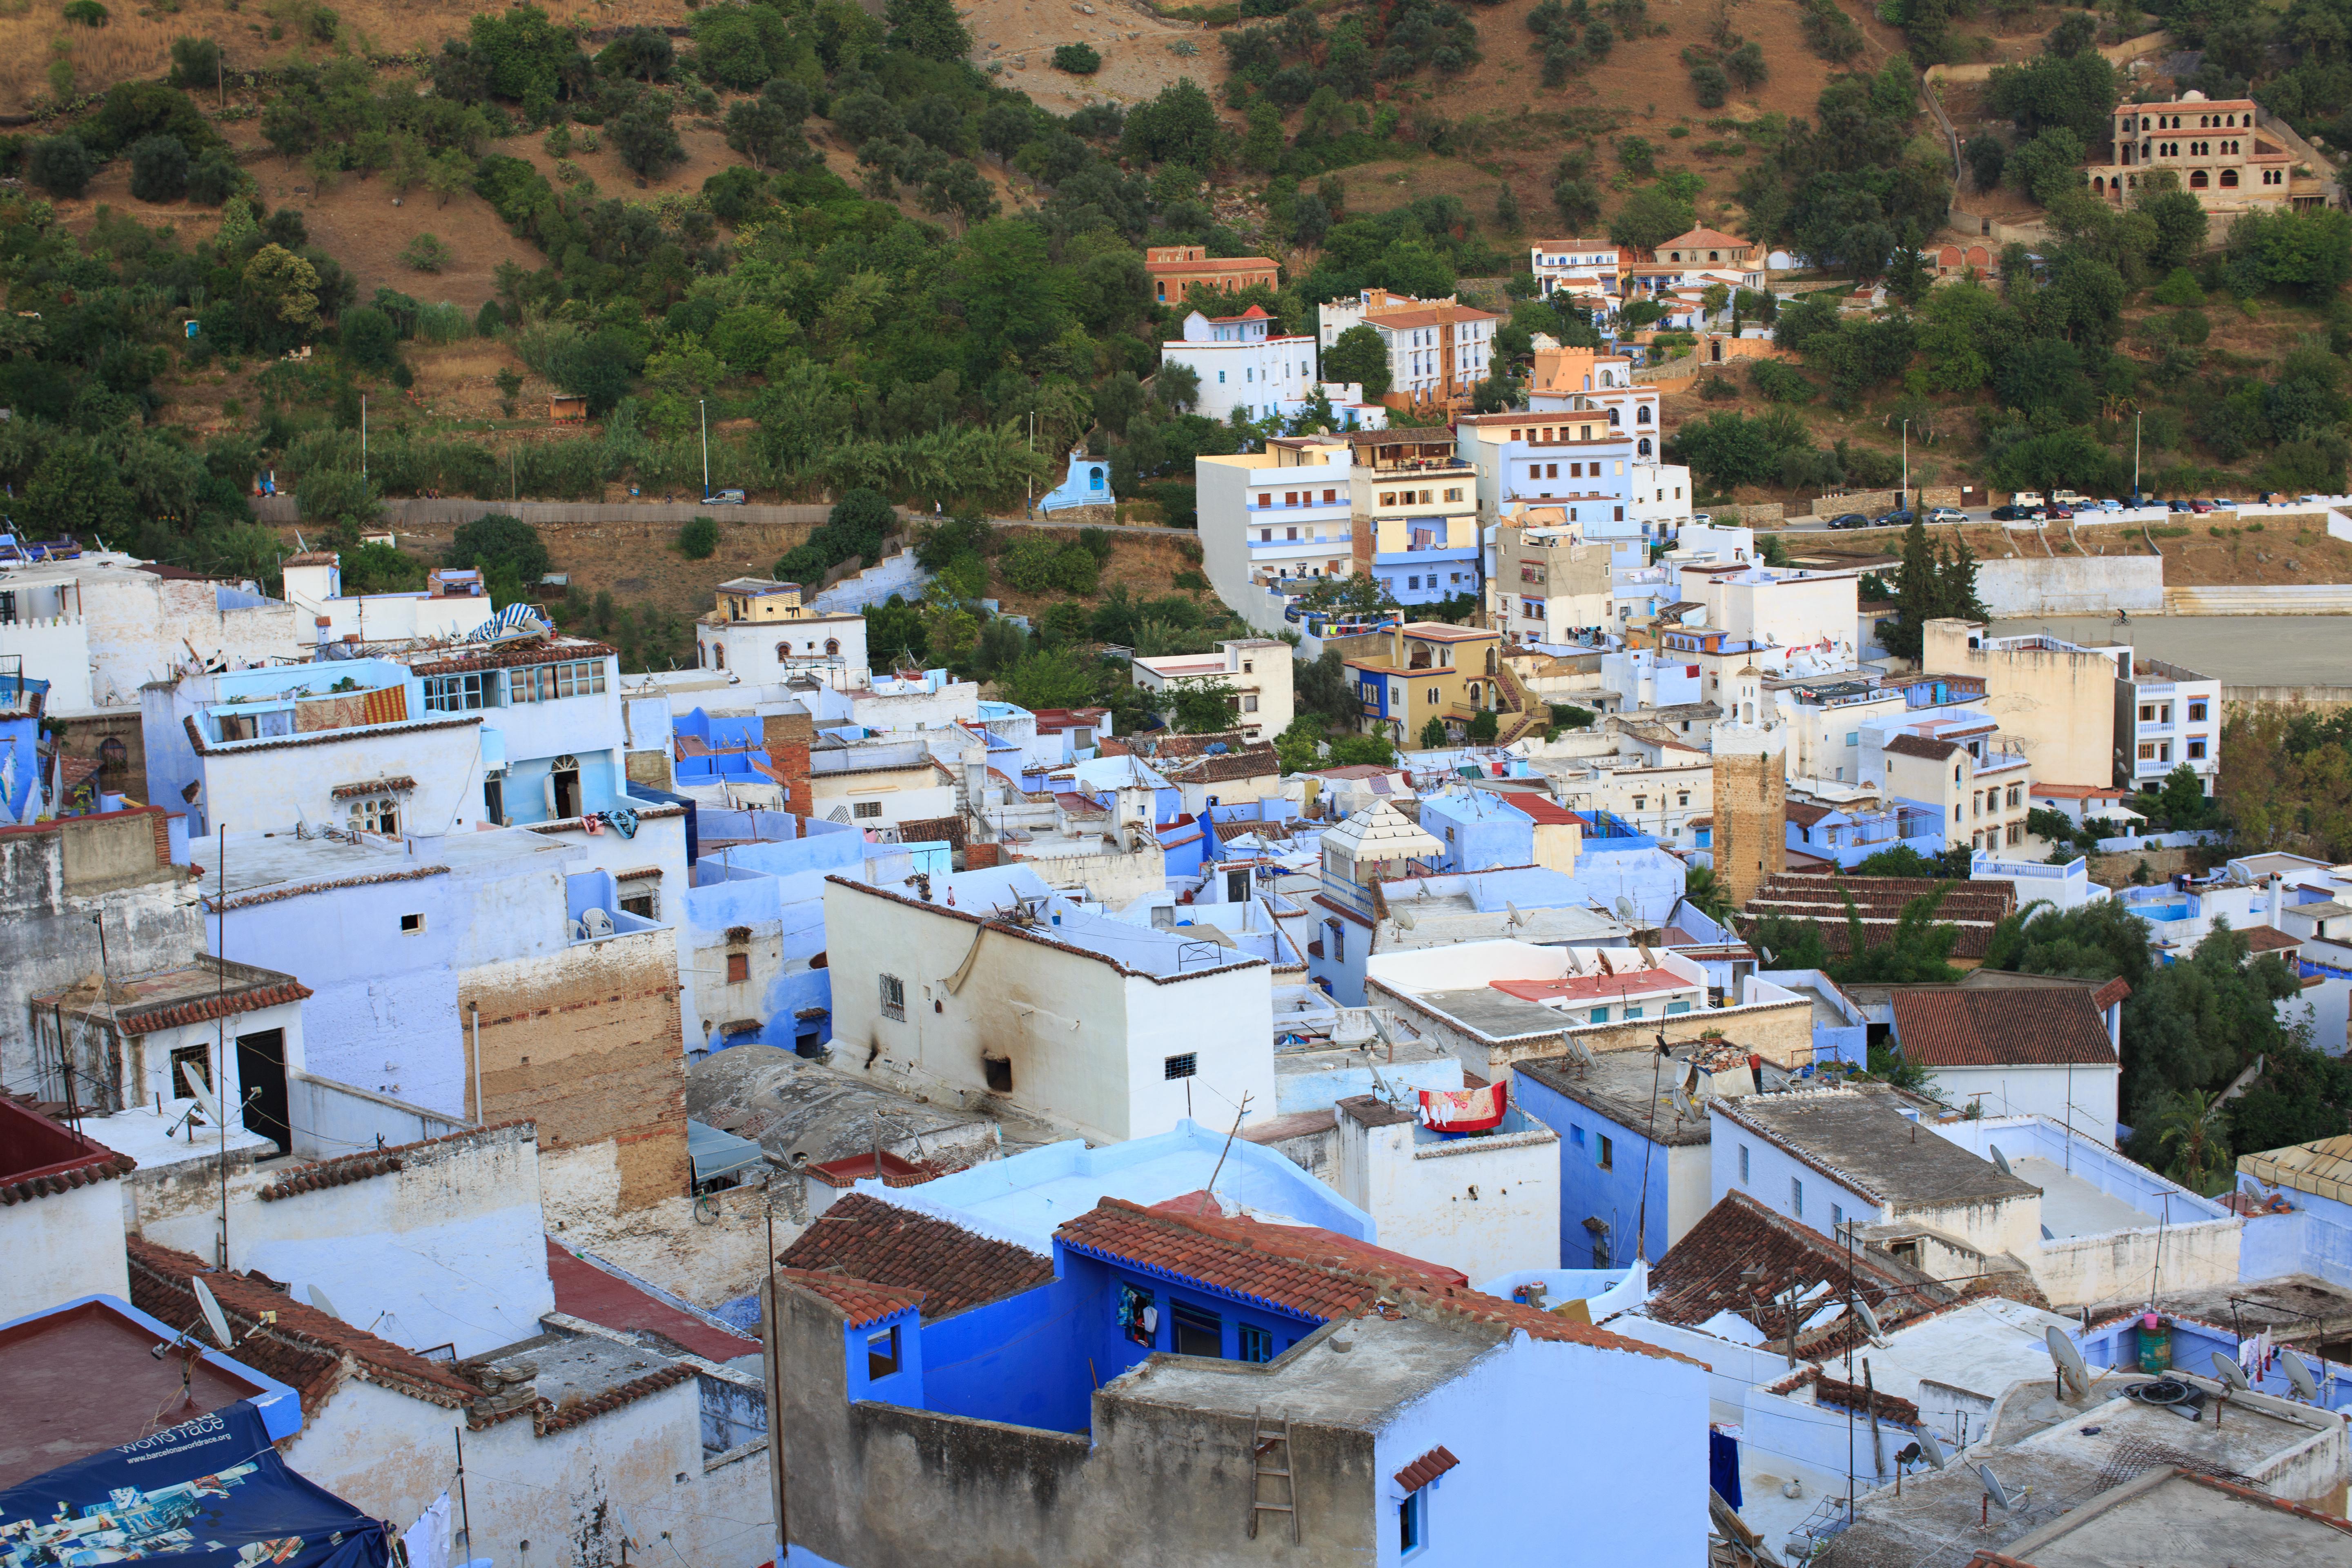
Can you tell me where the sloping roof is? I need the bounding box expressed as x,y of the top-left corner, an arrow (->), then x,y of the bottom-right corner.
2238,1133 -> 2352,1205
1646,1189 -> 1956,1346
1056,1198 -> 1700,1363
125,1237 -> 482,1415
1890,987 -> 2120,1068
1395,1446 -> 1460,1491
1322,797 -> 1445,861
256,1121 -> 532,1202
1710,1090 -> 2040,1211
777,1268 -> 927,1330
2243,927 -> 2302,954
1883,733 -> 1964,762
1661,227 -> 1751,251
0,1097 -> 136,1205
545,1241 -> 758,1364
1786,800 -> 1838,829
776,1192 -> 1055,1320
1743,873 -> 2018,959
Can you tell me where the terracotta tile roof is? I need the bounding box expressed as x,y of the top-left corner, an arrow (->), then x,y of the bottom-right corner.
115,978 -> 314,1036
1891,987 -> 2118,1068
257,1121 -> 534,1202
1211,816 -> 1291,843
406,639 -> 617,677
777,1267 -> 926,1330
532,1362 -> 695,1434
330,775 -> 418,800
1394,1446 -> 1459,1491
2030,784 -> 2130,800
1786,800 -> 1837,829
1056,1198 -> 1702,1363
546,1241 -> 757,1364
2243,927 -> 2301,954
895,814 -> 965,850
1883,733 -> 1963,762
0,1098 -> 138,1203
1744,874 -> 2017,959
1646,1191 -> 1956,1349
775,1192 -> 1053,1320
1509,795 -> 1580,826
125,1237 -> 481,1414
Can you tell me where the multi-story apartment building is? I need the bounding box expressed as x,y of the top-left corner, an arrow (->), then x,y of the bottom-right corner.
1344,428 -> 1483,606
1455,412 -> 1692,539
1343,622 -> 1524,746
1314,287 -> 1501,411
2086,91 -> 2302,213
695,577 -> 871,686
1882,728 -> 2031,858
1923,619 -> 2129,789
2116,657 -> 2221,796
1488,516 -> 1617,645
1195,437 -> 1357,630
1158,306 -> 1333,425
1624,226 -> 1767,301
1144,243 -> 1278,304
1527,238 -> 1622,300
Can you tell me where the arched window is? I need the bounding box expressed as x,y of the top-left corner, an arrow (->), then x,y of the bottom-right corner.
2220,168 -> 2238,187
1637,437 -> 1653,457
1608,407 -> 1621,426
824,637 -> 840,656
776,641 -> 791,662
2189,169 -> 2209,188
713,643 -> 726,670
1636,404 -> 1653,425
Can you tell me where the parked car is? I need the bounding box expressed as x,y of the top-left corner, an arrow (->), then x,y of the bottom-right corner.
1826,512 -> 1873,530
2188,499 -> 2216,513
1876,509 -> 1914,528
2167,499 -> 2192,512
1990,504 -> 2045,522
708,488 -> 747,504
1928,506 -> 1967,524
2212,497 -> 2239,509
1689,512 -> 1713,526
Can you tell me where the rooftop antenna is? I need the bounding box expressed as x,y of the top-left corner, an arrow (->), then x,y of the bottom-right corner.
192,1276 -> 234,1350
2045,1325 -> 2091,1402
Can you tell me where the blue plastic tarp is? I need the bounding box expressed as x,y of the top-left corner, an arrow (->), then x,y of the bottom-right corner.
0,1401 -> 388,1568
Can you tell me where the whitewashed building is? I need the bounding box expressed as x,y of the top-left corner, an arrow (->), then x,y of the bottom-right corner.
1160,306 -> 1367,426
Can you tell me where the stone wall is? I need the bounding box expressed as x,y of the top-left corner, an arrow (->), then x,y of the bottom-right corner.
1806,487 -> 1964,517
1976,556 -> 2165,616
1712,745 -> 1786,911
459,927 -> 689,1213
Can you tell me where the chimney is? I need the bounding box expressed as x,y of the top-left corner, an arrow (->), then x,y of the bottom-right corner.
768,741 -> 811,817
2269,873 -> 2283,930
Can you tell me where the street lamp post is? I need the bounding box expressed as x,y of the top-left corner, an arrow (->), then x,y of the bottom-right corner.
699,399 -> 709,501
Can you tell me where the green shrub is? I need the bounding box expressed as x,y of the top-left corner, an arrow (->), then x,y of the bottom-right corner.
63,0 -> 107,25
1053,42 -> 1102,74
401,233 -> 453,273
128,136 -> 189,203
677,515 -> 719,559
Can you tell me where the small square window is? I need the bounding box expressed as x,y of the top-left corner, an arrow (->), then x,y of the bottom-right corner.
853,800 -> 883,820
400,913 -> 424,934
866,1324 -> 900,1379
880,973 -> 906,1021
1164,1052 -> 1198,1080
726,952 -> 750,984
170,1043 -> 213,1102
1238,1324 -> 1274,1363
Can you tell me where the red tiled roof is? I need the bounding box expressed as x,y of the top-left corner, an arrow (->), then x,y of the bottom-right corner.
125,1237 -> 481,1414
1509,795 -> 1580,826
1056,1199 -> 1701,1363
0,1098 -> 136,1204
2243,927 -> 2302,954
2031,784 -> 2130,801
1395,1446 -> 1459,1491
776,1192 -> 1054,1319
256,1121 -> 533,1201
1646,1191 -> 1957,1348
533,1363 -> 694,1434
1786,800 -> 1837,829
1890,987 -> 2118,1068
545,1240 -> 758,1364
1883,733 -> 1963,762
777,1267 -> 926,1329
115,979 -> 314,1036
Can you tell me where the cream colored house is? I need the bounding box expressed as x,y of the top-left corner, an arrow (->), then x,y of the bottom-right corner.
695,578 -> 871,687
1921,619 -> 2124,789
1129,638 -> 1294,744
1488,513 -> 1616,644
1882,730 -> 2031,859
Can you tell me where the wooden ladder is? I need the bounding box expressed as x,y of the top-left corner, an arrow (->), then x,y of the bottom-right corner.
1246,1408 -> 1299,1543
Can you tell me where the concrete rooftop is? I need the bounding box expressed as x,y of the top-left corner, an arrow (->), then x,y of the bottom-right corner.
1111,1310 -> 1498,1431
1987,1467 -> 2352,1566
1714,1090 -> 2040,1211
2013,1157 -> 2151,1239
186,824 -> 567,898
1518,1049 -> 1718,1146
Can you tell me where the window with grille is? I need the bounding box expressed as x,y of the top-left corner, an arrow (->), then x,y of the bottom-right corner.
507,659 -> 609,704
1164,1052 -> 1198,1080
879,973 -> 906,1020
853,800 -> 883,819
347,796 -> 399,835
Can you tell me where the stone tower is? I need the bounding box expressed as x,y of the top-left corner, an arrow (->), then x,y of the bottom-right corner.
1709,664 -> 1787,912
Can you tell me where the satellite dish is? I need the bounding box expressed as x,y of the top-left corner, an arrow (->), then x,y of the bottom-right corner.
2046,1326 -> 2091,1401
1916,1427 -> 1949,1469
1393,908 -> 1417,931
1615,895 -> 1638,922
1976,1464 -> 2013,1511
1854,1296 -> 1886,1342
1988,1144 -> 2013,1177
191,1276 -> 233,1350
185,1075 -> 223,1128
2282,1349 -> 2319,1401
1670,1085 -> 1695,1120
2210,1351 -> 2252,1392
1505,900 -> 1523,927
306,1285 -> 343,1321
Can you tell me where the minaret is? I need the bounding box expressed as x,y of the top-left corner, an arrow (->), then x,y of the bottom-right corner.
1709,664 -> 1787,911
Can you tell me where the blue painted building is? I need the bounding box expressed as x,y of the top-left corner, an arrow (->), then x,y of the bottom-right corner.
1515,1051 -> 1715,1268
1785,795 -> 1947,868
1419,787 -> 1536,872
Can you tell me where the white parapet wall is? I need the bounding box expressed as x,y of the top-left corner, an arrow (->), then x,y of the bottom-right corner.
1974,557 -> 2165,616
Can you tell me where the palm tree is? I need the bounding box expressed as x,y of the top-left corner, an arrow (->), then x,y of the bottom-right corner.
1681,863 -> 1735,925
2156,1089 -> 2232,1195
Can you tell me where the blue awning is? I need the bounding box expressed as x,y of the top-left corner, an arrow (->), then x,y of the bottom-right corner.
688,1118 -> 768,1186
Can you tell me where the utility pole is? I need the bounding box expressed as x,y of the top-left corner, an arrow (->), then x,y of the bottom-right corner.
699,399 -> 710,501
360,396 -> 367,486
2133,410 -> 2142,504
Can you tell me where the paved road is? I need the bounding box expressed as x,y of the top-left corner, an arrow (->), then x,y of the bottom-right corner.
1987,615 -> 2352,686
